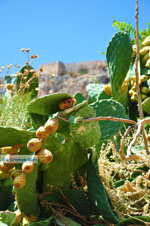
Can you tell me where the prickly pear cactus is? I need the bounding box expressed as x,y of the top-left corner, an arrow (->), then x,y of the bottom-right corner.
106,31 -> 132,100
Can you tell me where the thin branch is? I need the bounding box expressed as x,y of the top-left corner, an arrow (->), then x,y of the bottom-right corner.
58,115 -> 136,125
120,126 -> 133,159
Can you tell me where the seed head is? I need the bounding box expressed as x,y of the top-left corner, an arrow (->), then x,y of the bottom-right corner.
38,149 -> 53,164
27,138 -> 42,152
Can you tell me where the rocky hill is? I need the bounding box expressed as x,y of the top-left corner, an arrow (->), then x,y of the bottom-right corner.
38,60 -> 109,97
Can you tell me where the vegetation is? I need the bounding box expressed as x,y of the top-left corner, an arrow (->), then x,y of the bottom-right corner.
1,3 -> 150,226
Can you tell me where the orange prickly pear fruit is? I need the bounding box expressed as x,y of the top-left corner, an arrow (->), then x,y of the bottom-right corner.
104,84 -> 112,96
36,126 -> 49,140
44,118 -> 59,134
120,81 -> 128,94
22,161 -> 34,174
59,98 -> 76,110
37,149 -> 53,164
141,86 -> 149,94
13,173 -> 26,189
27,138 -> 42,152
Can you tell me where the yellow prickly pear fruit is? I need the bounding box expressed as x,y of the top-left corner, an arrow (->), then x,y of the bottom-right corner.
37,149 -> 53,164
140,46 -> 150,56
22,161 -> 34,174
142,36 -> 150,47
124,76 -> 130,83
145,58 -> 150,68
141,52 -> 149,64
141,94 -> 147,100
27,138 -> 42,152
104,84 -> 112,96
139,75 -> 148,83
36,126 -> 49,140
130,75 -> 136,82
13,173 -> 26,189
44,118 -> 59,134
141,86 -> 149,94
132,45 -> 137,57
59,97 -> 76,110
120,81 -> 128,94
130,94 -> 137,102
131,80 -> 136,86
131,86 -> 136,92
129,89 -> 134,96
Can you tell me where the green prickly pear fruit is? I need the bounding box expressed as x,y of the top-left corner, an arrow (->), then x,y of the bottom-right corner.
140,46 -> 150,56
141,86 -> 149,94
22,161 -> 34,174
145,58 -> 150,68
36,126 -> 49,140
59,97 -> 76,110
13,173 -> 26,189
44,118 -> 59,134
142,35 -> 150,47
141,94 -> 147,100
106,31 -> 132,99
37,149 -> 53,164
104,84 -> 112,96
141,52 -> 149,65
27,138 -> 42,152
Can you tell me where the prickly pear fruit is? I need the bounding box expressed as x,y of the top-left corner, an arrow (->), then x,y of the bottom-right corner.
140,46 -> 150,56
104,84 -> 112,96
106,31 -> 132,99
59,97 -> 76,110
13,173 -> 26,189
141,94 -> 147,100
141,52 -> 149,65
44,118 -> 59,134
132,45 -> 137,57
22,161 -> 34,174
36,126 -> 49,140
0,161 -> 12,172
2,145 -> 22,154
129,89 -> 134,96
141,86 -> 149,94
142,36 -> 150,47
120,81 -> 128,94
139,75 -> 148,83
10,169 -> 22,180
37,149 -> 53,164
27,138 -> 42,152
145,58 -> 150,68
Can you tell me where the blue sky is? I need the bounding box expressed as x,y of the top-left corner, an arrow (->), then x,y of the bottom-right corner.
0,0 -> 149,74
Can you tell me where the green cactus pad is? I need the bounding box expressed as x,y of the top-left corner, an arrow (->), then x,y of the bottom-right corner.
73,92 -> 86,105
0,127 -> 35,147
0,211 -> 16,226
142,97 -> 150,113
42,139 -> 87,192
86,83 -> 105,103
28,93 -> 72,115
106,31 -> 132,100
16,161 -> 40,217
70,105 -> 101,149
90,99 -> 125,142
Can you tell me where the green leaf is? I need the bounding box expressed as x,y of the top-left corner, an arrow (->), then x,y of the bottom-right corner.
0,127 -> 35,147
116,216 -> 150,226
56,216 -> 81,226
28,93 -> 72,116
86,84 -> 105,104
90,99 -> 125,142
73,92 -> 85,105
87,152 -> 120,224
0,211 -> 16,226
29,216 -> 53,226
